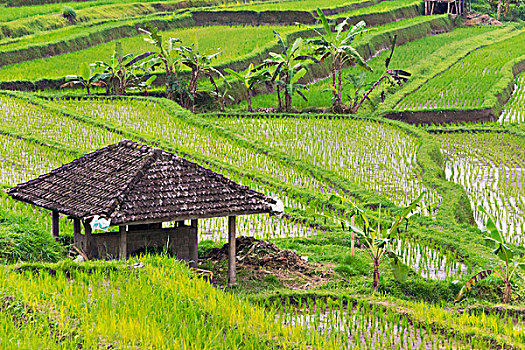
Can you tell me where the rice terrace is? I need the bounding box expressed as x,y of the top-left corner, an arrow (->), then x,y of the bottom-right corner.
2,0 -> 525,348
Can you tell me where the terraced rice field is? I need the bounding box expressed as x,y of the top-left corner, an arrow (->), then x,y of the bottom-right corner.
0,25 -> 302,81
396,30 -> 525,111
247,24 -> 496,110
3,0 -> 525,347
437,131 -> 525,245
210,115 -> 439,209
500,72 -> 525,124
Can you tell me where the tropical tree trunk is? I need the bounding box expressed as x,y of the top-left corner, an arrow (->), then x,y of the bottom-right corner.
504,0 -> 510,18
284,75 -> 291,111
353,75 -> 389,113
496,0 -> 502,20
332,62 -> 338,104
86,84 -> 91,96
373,258 -> 380,292
350,215 -> 355,257
502,280 -> 512,303
277,86 -> 282,111
247,89 -> 253,112
189,70 -> 200,112
337,59 -> 343,105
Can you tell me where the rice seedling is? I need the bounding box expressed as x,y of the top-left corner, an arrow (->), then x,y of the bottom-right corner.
0,257 -> 510,349
0,25 -> 303,81
0,94 -> 125,150
499,72 -> 525,124
211,114 -> 440,209
393,236 -> 468,280
396,30 -> 525,111
0,94 -> 337,243
437,131 -> 525,246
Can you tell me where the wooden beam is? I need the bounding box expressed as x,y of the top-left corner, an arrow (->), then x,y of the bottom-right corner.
228,216 -> 237,286
51,211 -> 59,239
119,225 -> 127,260
118,210 -> 270,227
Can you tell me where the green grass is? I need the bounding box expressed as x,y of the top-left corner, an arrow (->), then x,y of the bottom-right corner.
0,25 -> 302,81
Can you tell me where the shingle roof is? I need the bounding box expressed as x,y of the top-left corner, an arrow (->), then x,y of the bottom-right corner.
6,140 -> 275,226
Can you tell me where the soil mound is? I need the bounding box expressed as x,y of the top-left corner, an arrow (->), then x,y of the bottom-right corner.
203,236 -> 309,271
463,13 -> 502,26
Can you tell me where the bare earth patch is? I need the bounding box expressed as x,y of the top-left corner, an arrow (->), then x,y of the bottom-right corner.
200,236 -> 335,289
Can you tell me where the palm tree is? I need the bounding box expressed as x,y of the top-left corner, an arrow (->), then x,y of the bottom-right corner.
225,64 -> 269,112
92,42 -> 154,95
307,9 -> 371,110
275,66 -> 310,110
259,32 -> 317,111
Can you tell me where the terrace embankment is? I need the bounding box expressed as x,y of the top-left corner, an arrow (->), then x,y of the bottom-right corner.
384,57 -> 525,124
384,108 -> 496,124
0,14 -> 453,92
192,0 -> 387,26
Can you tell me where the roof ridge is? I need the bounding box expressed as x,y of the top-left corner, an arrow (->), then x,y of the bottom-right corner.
101,144 -> 161,221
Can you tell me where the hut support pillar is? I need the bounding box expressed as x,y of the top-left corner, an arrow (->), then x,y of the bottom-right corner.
119,226 -> 127,260
73,218 -> 83,250
228,216 -> 237,286
52,211 -> 59,239
83,220 -> 94,259
190,220 -> 198,268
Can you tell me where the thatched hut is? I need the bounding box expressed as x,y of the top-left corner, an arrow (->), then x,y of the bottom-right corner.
6,140 -> 280,285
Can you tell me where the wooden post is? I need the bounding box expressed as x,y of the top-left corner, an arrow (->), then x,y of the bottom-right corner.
83,220 -> 94,259
228,216 -> 237,286
190,220 -> 198,268
73,218 -> 82,250
51,211 -> 59,239
119,225 -> 127,260
350,215 -> 355,257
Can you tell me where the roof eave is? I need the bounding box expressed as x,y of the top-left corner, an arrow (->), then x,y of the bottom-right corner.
111,208 -> 274,227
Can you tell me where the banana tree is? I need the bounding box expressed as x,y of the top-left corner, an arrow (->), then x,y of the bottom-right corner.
307,9 -> 371,110
210,77 -> 234,112
224,64 -> 269,112
275,67 -> 309,111
348,194 -> 424,292
352,35 -> 411,113
139,24 -> 186,101
179,46 -> 223,112
61,62 -> 102,95
455,206 -> 525,304
92,42 -> 155,95
258,32 -> 317,111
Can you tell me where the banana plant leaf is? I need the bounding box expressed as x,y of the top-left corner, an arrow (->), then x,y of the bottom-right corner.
454,269 -> 496,303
